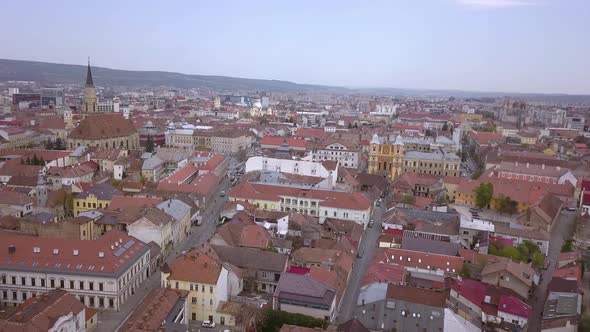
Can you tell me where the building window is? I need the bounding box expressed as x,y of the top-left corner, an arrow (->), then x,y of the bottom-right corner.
31,278 -> 36,287
41,279 -> 45,287
60,279 -> 65,288
176,282 -> 179,289
79,281 -> 84,290
209,286 -> 213,294
50,279 -> 55,288
209,299 -> 213,305
21,277 -> 25,285
109,298 -> 114,308
192,297 -> 197,304
89,282 -> 94,291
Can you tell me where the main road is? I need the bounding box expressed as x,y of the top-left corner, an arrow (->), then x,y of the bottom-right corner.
336,204 -> 384,323
528,210 -> 577,332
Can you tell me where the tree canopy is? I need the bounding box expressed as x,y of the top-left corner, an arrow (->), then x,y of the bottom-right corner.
495,195 -> 519,215
475,182 -> 493,208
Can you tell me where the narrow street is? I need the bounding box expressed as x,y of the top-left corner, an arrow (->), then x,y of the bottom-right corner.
528,210 -> 577,332
336,205 -> 384,323
96,178 -> 230,332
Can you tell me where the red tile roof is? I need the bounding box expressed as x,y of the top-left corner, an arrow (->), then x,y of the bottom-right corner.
498,294 -> 532,319
107,195 -> 164,210
294,128 -> 328,139
451,278 -> 487,308
375,247 -> 464,273
468,131 -> 506,146
229,182 -> 371,210
159,163 -> 198,185
260,136 -> 307,149
361,262 -> 406,287
0,229 -> 148,275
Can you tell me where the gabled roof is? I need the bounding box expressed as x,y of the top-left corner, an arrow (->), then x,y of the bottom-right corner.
276,272 -> 336,307
481,260 -> 534,287
165,249 -> 222,284
498,294 -> 532,319
0,289 -> 85,331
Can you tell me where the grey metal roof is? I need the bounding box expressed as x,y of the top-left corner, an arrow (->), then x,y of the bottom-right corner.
142,156 -> 164,170
157,199 -> 191,222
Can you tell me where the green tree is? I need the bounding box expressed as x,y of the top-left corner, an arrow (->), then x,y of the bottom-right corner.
38,157 -> 45,165
45,139 -> 54,150
532,252 -> 545,269
500,246 -> 523,261
145,135 -> 155,153
495,195 -> 518,215
54,137 -> 65,150
32,154 -> 40,165
256,310 -> 328,332
579,313 -> 590,332
561,239 -> 574,252
475,183 -> 494,208
459,263 -> 471,278
442,122 -> 449,131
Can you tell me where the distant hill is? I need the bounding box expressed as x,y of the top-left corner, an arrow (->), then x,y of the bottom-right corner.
0,59 -> 346,93
0,58 -> 588,103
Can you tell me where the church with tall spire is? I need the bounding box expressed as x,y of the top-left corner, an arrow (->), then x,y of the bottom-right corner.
67,59 -> 139,150
83,59 -> 97,114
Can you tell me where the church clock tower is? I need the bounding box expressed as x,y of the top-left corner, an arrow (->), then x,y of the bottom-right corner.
83,59 -> 97,115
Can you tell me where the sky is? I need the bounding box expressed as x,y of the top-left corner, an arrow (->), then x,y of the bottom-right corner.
0,0 -> 589,94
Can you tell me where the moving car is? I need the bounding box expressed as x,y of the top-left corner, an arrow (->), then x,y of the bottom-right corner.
368,220 -> 375,228
202,321 -> 216,328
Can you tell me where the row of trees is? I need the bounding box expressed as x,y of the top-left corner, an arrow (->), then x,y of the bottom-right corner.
20,154 -> 46,166
256,309 -> 328,332
489,240 -> 545,268
44,137 -> 66,150
474,183 -> 519,215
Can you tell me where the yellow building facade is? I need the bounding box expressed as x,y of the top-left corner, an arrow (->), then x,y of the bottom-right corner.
368,134 -> 405,179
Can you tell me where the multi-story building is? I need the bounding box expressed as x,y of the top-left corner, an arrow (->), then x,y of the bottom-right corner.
166,129 -> 253,155
402,150 -> 461,177
73,183 -> 121,216
0,230 -> 151,311
161,248 -> 242,324
209,130 -> 254,155
368,134 -> 460,179
0,289 -> 86,331
229,182 -> 372,226
0,128 -> 34,149
273,272 -> 337,321
246,156 -> 338,188
368,134 -> 405,179
122,288 -> 189,331
566,116 -> 585,131
311,140 -> 360,169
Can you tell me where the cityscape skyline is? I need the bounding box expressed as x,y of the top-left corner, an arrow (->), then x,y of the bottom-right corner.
0,0 -> 588,95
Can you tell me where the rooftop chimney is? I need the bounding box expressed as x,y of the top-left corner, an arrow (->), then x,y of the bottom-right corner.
542,164 -> 545,169
526,163 -> 530,168
98,251 -> 105,258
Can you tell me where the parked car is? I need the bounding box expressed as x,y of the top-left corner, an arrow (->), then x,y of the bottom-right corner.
368,220 -> 375,228
202,321 -> 216,328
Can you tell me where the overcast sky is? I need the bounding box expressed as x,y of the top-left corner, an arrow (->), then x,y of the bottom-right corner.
0,0 -> 588,94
